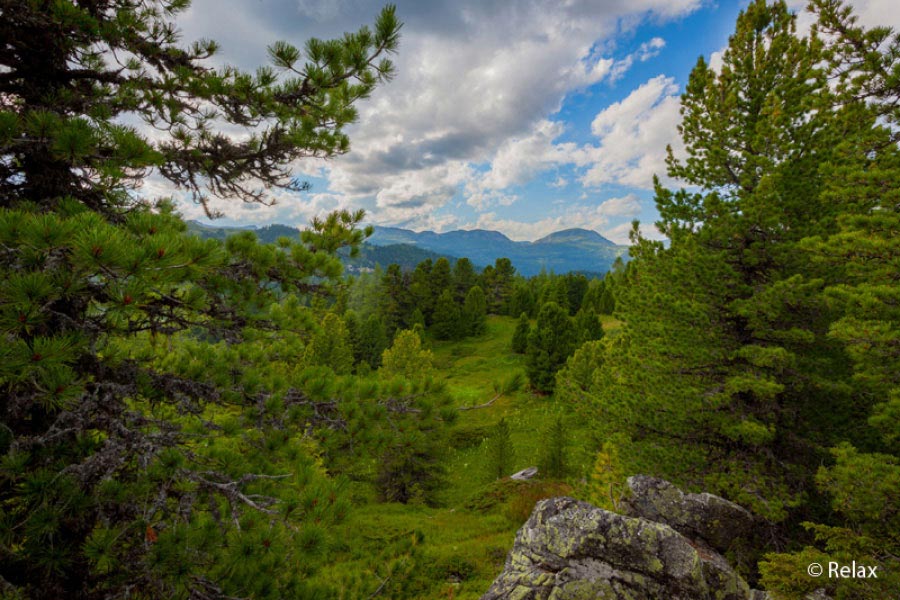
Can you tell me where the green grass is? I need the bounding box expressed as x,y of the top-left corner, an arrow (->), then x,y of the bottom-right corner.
318,314 -> 617,599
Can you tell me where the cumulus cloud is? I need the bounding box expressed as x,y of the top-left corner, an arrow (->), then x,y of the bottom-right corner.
472,210 -> 606,242
580,75 -> 683,189
471,193 -> 642,241
597,194 -> 642,217
610,37 -> 667,81
166,0 -> 701,230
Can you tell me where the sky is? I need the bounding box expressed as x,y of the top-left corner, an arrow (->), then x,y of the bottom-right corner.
167,0 -> 898,244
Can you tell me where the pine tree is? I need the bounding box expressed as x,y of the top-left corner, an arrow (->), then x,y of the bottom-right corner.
757,2 -> 900,593
461,285 -> 488,336
563,273 -> 589,315
580,279 -> 604,314
587,438 -> 626,511
431,288 -> 462,340
482,258 -> 516,313
381,329 -> 434,380
507,282 -> 536,318
381,263 -> 411,336
573,308 -> 604,345
539,416 -> 569,479
555,339 -> 605,397
429,257 -> 453,302
597,280 -> 616,315
305,313 -> 354,375
525,302 -> 576,393
409,259 -> 434,323
589,0 -> 877,524
486,418 -> 516,480
452,257 -> 477,302
358,313 -> 389,369
511,312 -> 531,354
0,1 -> 400,596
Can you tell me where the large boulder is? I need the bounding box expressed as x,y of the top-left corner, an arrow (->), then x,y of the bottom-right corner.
621,475 -> 756,554
481,496 -> 755,600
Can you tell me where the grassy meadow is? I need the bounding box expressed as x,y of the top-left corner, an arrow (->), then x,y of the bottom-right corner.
311,314 -> 618,599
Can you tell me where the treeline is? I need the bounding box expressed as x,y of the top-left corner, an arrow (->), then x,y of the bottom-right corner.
332,255 -> 621,387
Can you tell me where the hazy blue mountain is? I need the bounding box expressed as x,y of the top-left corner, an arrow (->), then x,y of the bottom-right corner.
534,228 -> 617,248
187,221 -> 628,276
342,243 -> 451,273
186,221 -> 452,272
368,226 -> 627,276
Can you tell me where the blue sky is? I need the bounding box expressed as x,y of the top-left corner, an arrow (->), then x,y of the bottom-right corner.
168,0 -> 894,244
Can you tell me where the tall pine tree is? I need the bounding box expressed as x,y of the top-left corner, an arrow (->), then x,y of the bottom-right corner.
525,302 -> 576,393
589,0 -> 863,523
0,1 -> 400,597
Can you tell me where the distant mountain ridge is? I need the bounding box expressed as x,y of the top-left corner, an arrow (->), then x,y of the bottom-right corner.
186,221 -> 453,272
368,226 -> 627,276
186,221 -> 628,276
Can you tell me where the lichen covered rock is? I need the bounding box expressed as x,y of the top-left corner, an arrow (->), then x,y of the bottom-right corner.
621,476 -> 755,555
481,495 -> 755,600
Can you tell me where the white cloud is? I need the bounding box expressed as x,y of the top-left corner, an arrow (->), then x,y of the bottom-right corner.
600,222 -> 637,245
597,194 -> 642,217
610,36 -> 667,81
167,0 -> 701,230
601,220 -> 667,245
471,193 -> 641,242
462,119 -> 584,208
472,210 -> 605,242
580,75 -> 683,189
551,176 -> 569,189
851,0 -> 900,29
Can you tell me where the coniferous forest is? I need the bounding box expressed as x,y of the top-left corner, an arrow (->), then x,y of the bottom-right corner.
0,1 -> 898,599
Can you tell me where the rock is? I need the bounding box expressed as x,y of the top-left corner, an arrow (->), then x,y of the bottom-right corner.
481,495 -> 755,600
621,475 -> 755,554
510,467 -> 539,481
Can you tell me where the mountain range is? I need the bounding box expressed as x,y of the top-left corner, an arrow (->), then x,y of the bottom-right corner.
367,226 -> 627,276
187,221 -> 628,276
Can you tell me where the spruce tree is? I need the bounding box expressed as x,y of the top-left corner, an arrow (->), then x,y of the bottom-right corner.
525,302 -> 576,393
486,417 -> 515,481
381,263 -> 411,336
452,257 -> 477,301
431,288 -> 462,340
563,273 -> 589,315
305,313 -> 354,375
344,308 -> 362,363
429,257 -> 453,304
461,285 -> 488,336
589,0 -> 876,524
381,329 -> 434,380
580,279 -> 605,314
507,282 -> 536,318
573,308 -> 604,345
511,312 -> 531,354
539,416 -> 569,479
758,2 -> 900,593
482,258 -> 515,313
358,313 -> 389,369
409,259 -> 434,323
0,1 -> 400,597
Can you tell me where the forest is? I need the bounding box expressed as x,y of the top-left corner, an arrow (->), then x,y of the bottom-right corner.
0,0 -> 898,599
